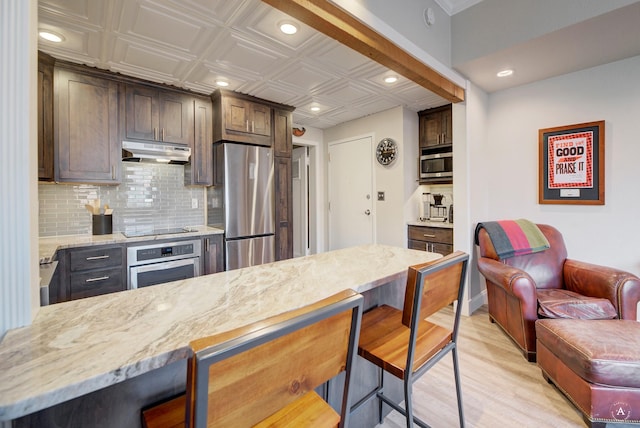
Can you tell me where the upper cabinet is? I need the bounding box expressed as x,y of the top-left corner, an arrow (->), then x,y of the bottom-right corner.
186,96 -> 213,186
212,90 -> 272,146
419,105 -> 452,148
125,83 -> 194,146
54,65 -> 121,184
38,52 -> 55,181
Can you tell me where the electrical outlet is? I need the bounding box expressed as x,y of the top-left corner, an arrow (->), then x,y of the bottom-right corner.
191,198 -> 198,209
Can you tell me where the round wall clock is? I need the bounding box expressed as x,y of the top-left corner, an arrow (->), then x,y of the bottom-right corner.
376,138 -> 398,165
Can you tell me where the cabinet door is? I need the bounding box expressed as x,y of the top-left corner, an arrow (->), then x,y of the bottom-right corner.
250,103 -> 272,137
38,54 -> 54,181
219,95 -> 272,146
189,97 -> 212,185
55,68 -> 120,183
274,156 -> 293,261
223,97 -> 251,134
203,234 -> 224,275
125,84 -> 159,141
273,109 -> 292,157
418,105 -> 452,148
440,107 -> 453,145
422,112 -> 442,147
158,91 -> 193,145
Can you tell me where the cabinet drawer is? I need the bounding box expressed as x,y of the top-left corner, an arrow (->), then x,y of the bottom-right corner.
408,226 -> 452,244
69,246 -> 123,271
70,267 -> 125,299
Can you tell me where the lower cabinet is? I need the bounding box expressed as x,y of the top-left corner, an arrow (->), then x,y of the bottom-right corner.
50,244 -> 126,304
202,234 -> 224,275
407,225 -> 453,255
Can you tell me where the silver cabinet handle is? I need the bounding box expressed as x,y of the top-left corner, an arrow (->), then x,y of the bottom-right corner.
85,276 -> 109,283
423,234 -> 436,238
246,120 -> 250,132
364,209 -> 371,215
86,255 -> 109,261
154,128 -> 158,140
111,165 -> 116,179
162,128 -> 165,141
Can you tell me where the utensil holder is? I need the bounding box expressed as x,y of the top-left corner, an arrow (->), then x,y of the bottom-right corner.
92,214 -> 112,235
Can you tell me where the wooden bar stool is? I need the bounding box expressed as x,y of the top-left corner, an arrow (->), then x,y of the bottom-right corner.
142,289 -> 363,428
353,251 -> 469,427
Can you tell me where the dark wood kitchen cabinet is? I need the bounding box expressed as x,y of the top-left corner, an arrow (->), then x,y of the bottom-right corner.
273,108 -> 293,261
186,96 -> 213,186
419,104 -> 452,148
38,52 -> 55,181
212,90 -> 272,146
125,83 -> 194,145
274,156 -> 293,261
408,224 -> 453,256
54,65 -> 121,184
50,244 -> 126,303
202,233 -> 224,275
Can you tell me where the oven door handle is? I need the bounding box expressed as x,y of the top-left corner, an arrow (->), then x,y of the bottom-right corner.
128,258 -> 200,290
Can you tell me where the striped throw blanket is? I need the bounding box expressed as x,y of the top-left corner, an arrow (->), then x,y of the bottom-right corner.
474,219 -> 550,259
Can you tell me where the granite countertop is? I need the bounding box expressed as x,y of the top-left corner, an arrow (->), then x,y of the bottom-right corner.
407,220 -> 454,229
38,225 -> 225,264
0,244 -> 440,421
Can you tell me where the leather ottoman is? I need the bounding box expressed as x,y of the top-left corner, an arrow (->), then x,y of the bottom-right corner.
536,319 -> 640,427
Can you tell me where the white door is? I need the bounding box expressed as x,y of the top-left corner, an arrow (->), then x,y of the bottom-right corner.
292,146 -> 308,257
328,136 -> 374,250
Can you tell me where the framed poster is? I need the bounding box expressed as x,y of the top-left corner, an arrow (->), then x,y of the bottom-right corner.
539,120 -> 605,205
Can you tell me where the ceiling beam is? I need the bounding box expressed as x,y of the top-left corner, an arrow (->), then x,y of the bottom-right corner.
262,0 -> 465,103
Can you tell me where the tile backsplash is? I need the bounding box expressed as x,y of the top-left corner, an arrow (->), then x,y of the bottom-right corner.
39,163 -> 205,237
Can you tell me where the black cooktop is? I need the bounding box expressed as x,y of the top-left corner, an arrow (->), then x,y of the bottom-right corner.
123,228 -> 191,238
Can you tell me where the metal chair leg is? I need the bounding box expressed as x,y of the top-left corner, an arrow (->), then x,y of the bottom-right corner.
404,375 -> 413,427
452,346 -> 465,428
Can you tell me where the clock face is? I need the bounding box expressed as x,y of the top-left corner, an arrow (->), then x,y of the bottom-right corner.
376,138 -> 397,165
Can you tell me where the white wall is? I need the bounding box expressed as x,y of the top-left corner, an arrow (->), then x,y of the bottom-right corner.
333,0 -> 452,66
451,0 -> 639,66
0,0 -> 39,338
323,106 -> 418,249
478,55 -> 640,276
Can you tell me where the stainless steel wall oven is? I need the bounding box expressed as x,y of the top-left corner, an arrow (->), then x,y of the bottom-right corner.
127,240 -> 201,289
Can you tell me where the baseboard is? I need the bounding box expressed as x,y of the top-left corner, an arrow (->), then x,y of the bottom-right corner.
468,289 -> 487,315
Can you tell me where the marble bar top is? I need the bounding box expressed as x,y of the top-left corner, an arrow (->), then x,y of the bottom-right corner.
38,225 -> 224,264
0,244 -> 440,421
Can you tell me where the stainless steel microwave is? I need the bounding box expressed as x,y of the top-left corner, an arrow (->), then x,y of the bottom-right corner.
420,151 -> 453,180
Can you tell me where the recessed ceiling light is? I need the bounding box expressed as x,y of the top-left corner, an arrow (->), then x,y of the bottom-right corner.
215,80 -> 229,87
384,75 -> 398,84
310,106 -> 320,112
279,21 -> 298,35
497,69 -> 514,77
39,30 -> 64,43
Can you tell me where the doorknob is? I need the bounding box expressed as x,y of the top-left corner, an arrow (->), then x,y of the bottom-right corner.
364,209 -> 371,215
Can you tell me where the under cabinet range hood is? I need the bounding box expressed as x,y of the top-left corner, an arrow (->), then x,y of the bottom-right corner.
122,140 -> 191,164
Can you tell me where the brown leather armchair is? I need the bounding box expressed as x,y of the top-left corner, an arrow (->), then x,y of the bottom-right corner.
476,223 -> 640,362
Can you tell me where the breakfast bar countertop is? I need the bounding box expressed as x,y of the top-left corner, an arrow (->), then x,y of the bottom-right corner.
0,244 -> 440,421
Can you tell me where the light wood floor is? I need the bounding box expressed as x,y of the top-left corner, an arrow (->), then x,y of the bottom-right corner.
378,305 -> 588,428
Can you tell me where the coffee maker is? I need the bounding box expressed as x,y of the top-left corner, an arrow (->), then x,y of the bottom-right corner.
419,193 -> 448,221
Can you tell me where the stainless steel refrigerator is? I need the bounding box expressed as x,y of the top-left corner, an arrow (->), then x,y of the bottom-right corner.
214,143 -> 274,270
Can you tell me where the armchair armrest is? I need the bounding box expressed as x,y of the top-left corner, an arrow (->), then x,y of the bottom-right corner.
477,257 -> 538,320
564,259 -> 640,320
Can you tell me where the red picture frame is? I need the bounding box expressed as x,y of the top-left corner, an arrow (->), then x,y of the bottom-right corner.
539,121 -> 605,205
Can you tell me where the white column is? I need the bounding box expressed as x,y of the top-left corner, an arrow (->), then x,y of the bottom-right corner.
0,0 -> 39,338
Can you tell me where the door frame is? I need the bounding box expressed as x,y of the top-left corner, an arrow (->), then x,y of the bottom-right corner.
291,135 -> 323,255
327,133 -> 376,250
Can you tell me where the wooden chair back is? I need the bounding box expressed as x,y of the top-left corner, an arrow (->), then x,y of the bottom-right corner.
402,251 -> 469,331
185,289 -> 363,428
